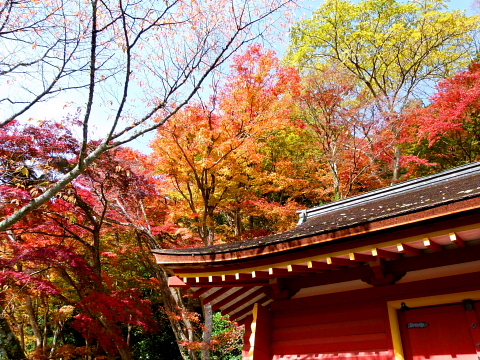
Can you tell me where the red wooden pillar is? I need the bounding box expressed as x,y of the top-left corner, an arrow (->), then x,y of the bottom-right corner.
243,303 -> 272,360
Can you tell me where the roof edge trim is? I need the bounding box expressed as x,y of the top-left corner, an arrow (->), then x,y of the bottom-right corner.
300,162 -> 480,222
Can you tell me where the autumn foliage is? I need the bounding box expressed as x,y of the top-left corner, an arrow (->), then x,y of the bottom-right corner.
151,45 -> 303,245
401,62 -> 480,175
2,36 -> 480,359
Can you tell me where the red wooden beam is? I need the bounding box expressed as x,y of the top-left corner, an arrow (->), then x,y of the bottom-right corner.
397,243 -> 422,256
221,274 -> 236,282
327,257 -> 362,267
371,248 -> 402,260
213,288 -> 252,312
191,287 -> 211,298
308,260 -> 344,270
288,244 -> 480,292
287,264 -> 314,274
236,273 -> 252,281
191,280 -> 269,288
221,288 -> 266,316
202,287 -> 231,305
423,238 -> 443,252
388,243 -> 480,273
349,252 -> 376,262
252,270 -> 271,279
168,276 -> 190,288
269,267 -> 289,276
449,232 -> 466,247
184,277 -> 197,285
286,265 -> 373,292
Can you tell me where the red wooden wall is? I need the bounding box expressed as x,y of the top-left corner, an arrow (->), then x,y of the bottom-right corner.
243,315 -> 253,360
240,272 -> 480,360
270,299 -> 392,360
242,304 -> 273,360
241,271 -> 480,360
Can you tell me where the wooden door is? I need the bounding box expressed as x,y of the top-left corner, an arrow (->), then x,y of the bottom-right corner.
399,301 -> 480,360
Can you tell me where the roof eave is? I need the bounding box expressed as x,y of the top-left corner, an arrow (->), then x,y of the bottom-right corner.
153,196 -> 480,266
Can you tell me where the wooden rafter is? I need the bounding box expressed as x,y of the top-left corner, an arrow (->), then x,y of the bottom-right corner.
221,274 -> 236,282
397,243 -> 422,256
221,288 -> 266,316
287,264 -> 315,275
308,260 -> 344,270
252,270 -> 271,279
191,287 -> 211,298
184,277 -> 198,285
235,273 -> 252,281
423,238 -> 443,252
175,280 -> 268,288
230,304 -> 256,322
230,295 -> 270,321
327,257 -> 362,267
449,232 -> 466,247
349,252 -> 376,262
269,267 -> 290,276
212,287 -> 252,312
371,248 -> 402,260
202,288 -> 232,304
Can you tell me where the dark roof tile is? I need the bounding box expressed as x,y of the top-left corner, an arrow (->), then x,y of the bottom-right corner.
154,162 -> 480,256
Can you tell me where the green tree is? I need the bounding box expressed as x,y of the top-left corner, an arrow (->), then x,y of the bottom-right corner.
210,313 -> 243,360
287,0 -> 479,181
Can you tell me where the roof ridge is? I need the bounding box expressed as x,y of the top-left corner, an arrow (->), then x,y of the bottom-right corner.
299,161 -> 480,223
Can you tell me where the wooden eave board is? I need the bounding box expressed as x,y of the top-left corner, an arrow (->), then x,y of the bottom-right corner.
172,226 -> 480,320
179,245 -> 480,321
165,215 -> 480,279
154,164 -> 480,321
154,198 -> 480,266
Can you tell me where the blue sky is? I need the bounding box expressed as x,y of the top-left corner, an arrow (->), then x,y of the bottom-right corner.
299,0 -> 477,18
11,0 -> 479,155
128,0 -> 479,154
449,0 -> 477,12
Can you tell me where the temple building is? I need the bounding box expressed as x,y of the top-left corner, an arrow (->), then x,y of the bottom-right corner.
153,162 -> 480,360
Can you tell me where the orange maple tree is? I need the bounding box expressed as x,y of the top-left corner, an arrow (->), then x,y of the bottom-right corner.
0,0 -> 296,233
298,66 -> 389,199
151,44 -> 302,246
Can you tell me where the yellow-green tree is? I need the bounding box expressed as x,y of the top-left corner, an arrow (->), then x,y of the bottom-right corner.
287,0 -> 479,181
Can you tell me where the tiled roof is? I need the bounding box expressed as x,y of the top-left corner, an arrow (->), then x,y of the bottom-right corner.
153,162 -> 480,256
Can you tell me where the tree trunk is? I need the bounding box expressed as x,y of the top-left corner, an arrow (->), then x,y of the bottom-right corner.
329,160 -> 341,200
0,312 -> 26,360
49,330 -> 59,358
42,300 -> 49,349
114,345 -> 133,360
126,324 -> 132,347
19,322 -> 25,354
201,303 -> 213,360
233,209 -> 243,238
392,146 -> 401,184
25,296 -> 43,349
157,267 -> 201,360
95,317 -> 133,360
